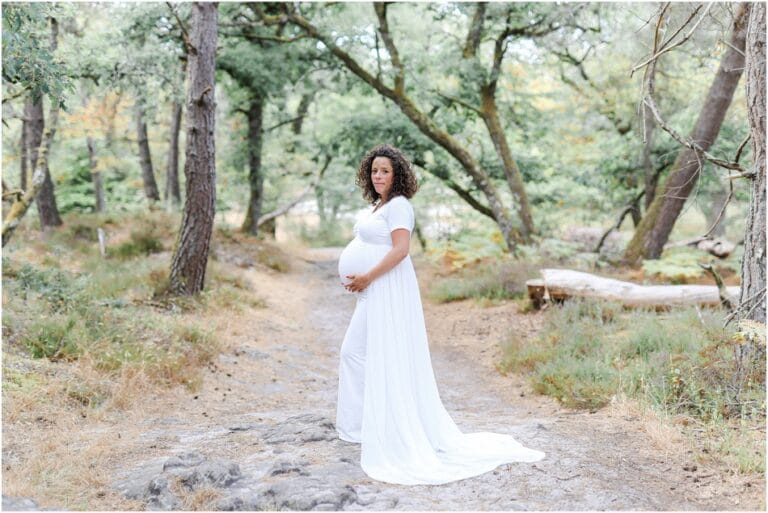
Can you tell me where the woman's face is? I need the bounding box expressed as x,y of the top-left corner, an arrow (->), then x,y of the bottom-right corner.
371,156 -> 394,200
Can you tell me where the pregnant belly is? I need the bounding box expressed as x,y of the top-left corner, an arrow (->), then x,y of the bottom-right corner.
338,238 -> 373,285
338,237 -> 393,287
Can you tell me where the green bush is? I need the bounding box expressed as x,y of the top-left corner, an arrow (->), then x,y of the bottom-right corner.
22,315 -> 82,360
113,229 -> 164,259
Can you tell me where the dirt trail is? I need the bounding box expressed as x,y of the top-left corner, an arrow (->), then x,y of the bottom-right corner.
6,247 -> 763,510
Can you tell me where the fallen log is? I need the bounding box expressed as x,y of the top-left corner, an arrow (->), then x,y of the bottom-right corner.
526,269 -> 740,309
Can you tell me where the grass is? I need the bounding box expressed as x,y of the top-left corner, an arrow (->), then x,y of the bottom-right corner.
1,211 -> 280,509
2,211 -> 270,399
500,298 -> 766,474
427,256 -> 541,304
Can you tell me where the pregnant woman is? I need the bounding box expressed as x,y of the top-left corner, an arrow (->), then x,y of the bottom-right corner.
336,144 -> 545,485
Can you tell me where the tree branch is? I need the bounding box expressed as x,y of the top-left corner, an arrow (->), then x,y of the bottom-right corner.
257,155 -> 332,226
643,96 -> 747,172
265,115 -> 306,132
373,3 -> 405,95
166,2 -> 194,54
462,2 -> 487,58
433,90 -> 482,115
412,161 -> 495,220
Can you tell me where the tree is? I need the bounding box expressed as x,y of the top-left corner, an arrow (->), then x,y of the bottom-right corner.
217,2 -> 321,235
33,17 -> 64,229
86,136 -> 105,212
165,72 -> 184,207
737,3 -> 766,323
258,2 -> 580,252
169,2 -> 218,295
623,5 -> 750,265
135,99 -> 161,203
3,107 -> 60,246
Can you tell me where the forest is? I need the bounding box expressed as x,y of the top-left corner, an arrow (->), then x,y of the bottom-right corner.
1,2 -> 766,510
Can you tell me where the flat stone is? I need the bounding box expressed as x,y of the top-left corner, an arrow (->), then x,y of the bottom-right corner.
262,414 -> 337,444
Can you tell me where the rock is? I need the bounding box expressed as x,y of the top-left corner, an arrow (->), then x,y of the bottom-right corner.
176,460 -> 242,489
162,451 -> 206,471
144,477 -> 181,511
217,479 -> 358,511
114,452 -> 243,510
268,458 -> 311,477
2,496 -> 43,511
262,414 -> 337,444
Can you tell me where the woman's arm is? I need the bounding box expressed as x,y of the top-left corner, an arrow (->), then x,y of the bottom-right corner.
345,229 -> 410,293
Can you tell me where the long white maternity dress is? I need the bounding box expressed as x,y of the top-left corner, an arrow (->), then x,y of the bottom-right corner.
336,195 -> 545,485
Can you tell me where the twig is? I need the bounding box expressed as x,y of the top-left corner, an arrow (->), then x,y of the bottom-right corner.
631,3 -> 712,76
433,90 -> 482,115
701,178 -> 733,239
699,262 -> 735,311
720,38 -> 746,58
724,287 -> 767,326
734,134 -> 751,163
643,96 -> 746,172
595,189 -> 645,252
726,170 -> 756,180
265,115 -> 306,132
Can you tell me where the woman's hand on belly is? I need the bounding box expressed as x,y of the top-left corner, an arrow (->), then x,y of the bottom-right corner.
344,229 -> 410,293
344,273 -> 372,293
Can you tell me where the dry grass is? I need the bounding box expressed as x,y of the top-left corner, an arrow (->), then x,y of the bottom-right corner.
179,485 -> 224,510
609,391 -> 687,454
2,210 -> 279,509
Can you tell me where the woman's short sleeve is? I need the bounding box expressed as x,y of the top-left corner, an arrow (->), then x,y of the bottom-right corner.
385,196 -> 415,234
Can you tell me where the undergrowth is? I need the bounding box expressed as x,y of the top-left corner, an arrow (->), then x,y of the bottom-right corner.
500,299 -> 766,474
2,212 -> 269,408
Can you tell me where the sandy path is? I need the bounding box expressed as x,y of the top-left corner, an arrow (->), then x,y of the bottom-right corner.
33,248 -> 761,510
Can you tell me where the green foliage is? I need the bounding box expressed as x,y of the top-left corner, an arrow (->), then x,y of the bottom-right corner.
113,230 -> 164,259
10,263 -> 88,312
2,3 -> 75,104
22,315 -> 81,360
641,247 -> 710,283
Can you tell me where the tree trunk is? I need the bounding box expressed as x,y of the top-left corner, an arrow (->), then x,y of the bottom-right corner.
25,97 -> 43,173
241,95 -> 265,235
165,100 -> 183,206
291,92 -> 312,135
3,107 -> 60,246
20,112 -> 28,191
33,16 -> 63,229
623,5 -> 750,265
26,89 -> 62,229
480,88 -> 534,240
87,137 -> 106,213
169,2 -> 218,296
135,101 -> 161,203
738,3 -> 766,323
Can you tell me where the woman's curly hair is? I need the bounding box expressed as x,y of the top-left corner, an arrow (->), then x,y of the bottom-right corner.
356,144 -> 418,204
